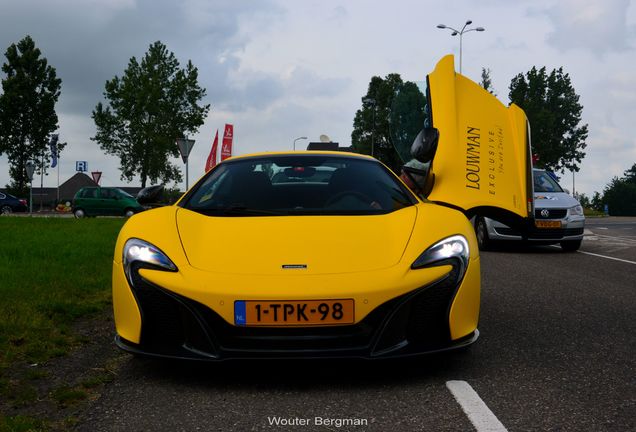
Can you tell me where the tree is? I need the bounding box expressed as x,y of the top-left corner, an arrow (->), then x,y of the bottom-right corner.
575,192 -> 590,209
479,68 -> 496,96
591,191 -> 604,212
623,164 -> 636,182
602,163 -> 636,216
352,74 -> 426,173
0,35 -> 61,195
92,41 -> 210,187
509,67 -> 588,173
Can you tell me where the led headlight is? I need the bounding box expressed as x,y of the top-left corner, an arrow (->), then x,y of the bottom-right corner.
569,205 -> 584,216
123,238 -> 177,283
411,235 -> 470,276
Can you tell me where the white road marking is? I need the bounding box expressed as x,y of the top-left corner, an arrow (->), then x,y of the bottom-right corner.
446,381 -> 508,432
592,233 -> 636,244
577,250 -> 636,265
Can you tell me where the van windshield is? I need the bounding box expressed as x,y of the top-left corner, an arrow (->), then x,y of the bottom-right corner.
533,171 -> 564,193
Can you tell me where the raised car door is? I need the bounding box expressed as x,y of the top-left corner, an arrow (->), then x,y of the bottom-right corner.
400,55 -> 534,228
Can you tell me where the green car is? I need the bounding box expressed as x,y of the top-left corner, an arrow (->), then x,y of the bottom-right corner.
72,187 -> 144,218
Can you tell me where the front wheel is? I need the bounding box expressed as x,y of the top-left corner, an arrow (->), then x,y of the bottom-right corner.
475,217 -> 492,251
74,208 -> 85,219
124,208 -> 135,218
1,205 -> 12,215
560,239 -> 582,252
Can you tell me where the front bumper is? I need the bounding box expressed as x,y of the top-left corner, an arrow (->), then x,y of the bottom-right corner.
487,216 -> 585,242
114,260 -> 479,360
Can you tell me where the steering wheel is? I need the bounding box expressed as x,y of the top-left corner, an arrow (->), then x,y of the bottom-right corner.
324,190 -> 379,209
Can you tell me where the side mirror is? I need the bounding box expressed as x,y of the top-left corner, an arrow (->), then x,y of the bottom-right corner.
411,127 -> 439,163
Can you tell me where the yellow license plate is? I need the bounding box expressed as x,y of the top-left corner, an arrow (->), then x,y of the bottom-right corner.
234,299 -> 355,326
535,220 -> 562,228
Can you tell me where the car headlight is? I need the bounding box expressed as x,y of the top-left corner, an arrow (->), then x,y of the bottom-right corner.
570,205 -> 584,216
411,235 -> 470,276
123,238 -> 177,283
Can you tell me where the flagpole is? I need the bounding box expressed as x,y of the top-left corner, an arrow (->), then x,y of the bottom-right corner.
40,150 -> 44,211
57,152 -> 60,204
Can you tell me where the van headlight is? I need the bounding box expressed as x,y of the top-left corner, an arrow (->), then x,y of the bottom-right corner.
569,205 -> 584,216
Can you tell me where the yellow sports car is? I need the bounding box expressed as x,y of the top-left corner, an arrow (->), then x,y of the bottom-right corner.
112,56 -> 534,359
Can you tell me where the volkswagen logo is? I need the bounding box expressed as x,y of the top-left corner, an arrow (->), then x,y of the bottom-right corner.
540,209 -> 550,218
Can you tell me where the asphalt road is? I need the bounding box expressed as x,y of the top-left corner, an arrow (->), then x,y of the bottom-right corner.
78,218 -> 636,432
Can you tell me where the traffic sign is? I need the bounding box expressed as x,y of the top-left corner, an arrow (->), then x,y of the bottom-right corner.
176,138 -> 195,163
76,161 -> 88,172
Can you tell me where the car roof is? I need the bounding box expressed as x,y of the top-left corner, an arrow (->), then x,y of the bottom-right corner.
223,150 -> 375,162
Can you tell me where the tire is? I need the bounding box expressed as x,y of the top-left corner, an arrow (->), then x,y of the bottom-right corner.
74,208 -> 85,219
1,205 -> 12,215
475,217 -> 492,251
560,239 -> 582,252
124,208 -> 135,218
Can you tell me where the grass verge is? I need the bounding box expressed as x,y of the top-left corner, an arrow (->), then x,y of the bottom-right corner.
0,217 -> 125,429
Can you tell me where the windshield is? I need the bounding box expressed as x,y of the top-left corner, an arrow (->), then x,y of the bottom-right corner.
181,155 -> 417,216
116,188 -> 134,198
533,170 -> 564,193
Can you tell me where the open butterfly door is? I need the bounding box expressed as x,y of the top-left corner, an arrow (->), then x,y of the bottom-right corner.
413,55 -> 534,228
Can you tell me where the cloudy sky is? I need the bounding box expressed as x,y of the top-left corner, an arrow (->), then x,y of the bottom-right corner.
0,0 -> 634,197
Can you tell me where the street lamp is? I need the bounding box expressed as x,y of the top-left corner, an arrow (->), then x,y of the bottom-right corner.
362,97 -> 376,157
437,20 -> 485,74
293,136 -> 307,151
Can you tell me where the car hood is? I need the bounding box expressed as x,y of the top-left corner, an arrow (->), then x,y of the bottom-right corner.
534,192 -> 580,208
176,207 -> 418,275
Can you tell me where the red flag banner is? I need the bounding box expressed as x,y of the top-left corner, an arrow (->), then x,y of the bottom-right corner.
221,124 -> 233,161
205,130 -> 219,172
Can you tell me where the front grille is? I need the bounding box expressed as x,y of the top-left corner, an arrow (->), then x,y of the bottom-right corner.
535,208 -> 567,219
494,226 -> 584,239
127,263 -> 464,359
194,299 -> 397,354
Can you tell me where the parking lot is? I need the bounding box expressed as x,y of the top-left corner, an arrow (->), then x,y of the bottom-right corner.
76,218 -> 635,431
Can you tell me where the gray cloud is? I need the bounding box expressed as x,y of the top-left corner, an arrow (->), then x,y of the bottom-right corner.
0,0 -> 282,116
539,0 -> 634,56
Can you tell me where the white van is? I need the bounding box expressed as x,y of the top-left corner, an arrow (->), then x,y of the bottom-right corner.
474,169 -> 585,251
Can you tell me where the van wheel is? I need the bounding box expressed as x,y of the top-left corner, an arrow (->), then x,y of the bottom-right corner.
74,208 -> 85,219
475,217 -> 491,251
560,240 -> 581,252
124,208 -> 135,218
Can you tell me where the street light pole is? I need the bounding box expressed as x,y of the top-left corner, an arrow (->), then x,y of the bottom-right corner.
293,136 -> 307,151
437,20 -> 485,74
